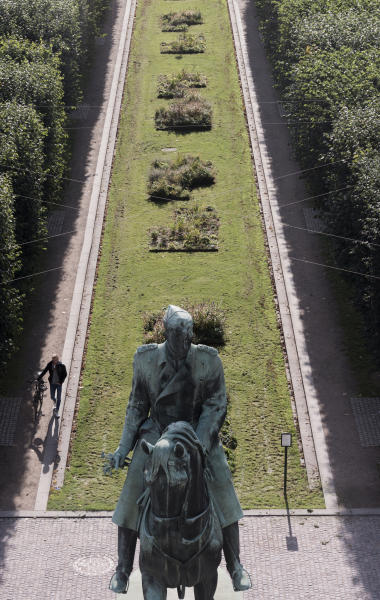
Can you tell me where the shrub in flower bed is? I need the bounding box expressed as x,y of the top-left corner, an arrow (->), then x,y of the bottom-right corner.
149,205 -> 219,252
148,155 -> 215,201
161,10 -> 203,32
143,300 -> 226,346
161,33 -> 205,54
155,92 -> 212,130
157,69 -> 207,98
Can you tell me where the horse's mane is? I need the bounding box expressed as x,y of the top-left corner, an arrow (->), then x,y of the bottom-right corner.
163,421 -> 205,455
146,421 -> 205,484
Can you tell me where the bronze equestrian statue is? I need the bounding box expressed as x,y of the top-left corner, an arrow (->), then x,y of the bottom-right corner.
139,421 -> 223,599
109,305 -> 252,596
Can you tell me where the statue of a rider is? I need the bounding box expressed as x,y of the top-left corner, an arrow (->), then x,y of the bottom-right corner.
109,305 -> 252,594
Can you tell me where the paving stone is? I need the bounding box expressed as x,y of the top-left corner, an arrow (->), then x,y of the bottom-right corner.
0,398 -> 22,446
302,208 -> 326,234
47,211 -> 65,237
351,398 -> 380,447
1,515 -> 380,599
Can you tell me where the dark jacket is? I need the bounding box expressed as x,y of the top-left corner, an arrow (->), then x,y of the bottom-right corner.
38,361 -> 67,385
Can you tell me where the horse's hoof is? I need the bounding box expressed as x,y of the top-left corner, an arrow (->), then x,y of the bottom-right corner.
232,566 -> 252,591
109,571 -> 130,594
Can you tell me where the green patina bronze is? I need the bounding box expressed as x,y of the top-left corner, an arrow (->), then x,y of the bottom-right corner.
109,306 -> 251,598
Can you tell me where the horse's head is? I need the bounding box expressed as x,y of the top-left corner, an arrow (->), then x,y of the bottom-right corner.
141,421 -> 207,518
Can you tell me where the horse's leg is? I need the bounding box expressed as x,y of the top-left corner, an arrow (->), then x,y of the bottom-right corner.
141,572 -> 167,600
194,570 -> 218,600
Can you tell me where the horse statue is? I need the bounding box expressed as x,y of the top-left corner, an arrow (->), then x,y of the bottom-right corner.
138,421 -> 223,600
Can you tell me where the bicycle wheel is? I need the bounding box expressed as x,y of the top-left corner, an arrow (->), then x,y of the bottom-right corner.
33,392 -> 40,422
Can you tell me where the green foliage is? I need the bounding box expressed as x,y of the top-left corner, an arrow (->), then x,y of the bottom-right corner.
157,69 -> 207,98
0,175 -> 23,375
322,100 -> 380,341
155,92 -> 212,130
0,101 -> 47,270
148,154 -> 215,200
150,205 -> 219,251
289,10 -> 380,54
161,33 -> 206,53
0,50 -> 67,204
161,10 -> 203,31
0,0 -> 84,105
48,0 -> 322,511
286,47 -> 379,170
0,0 -> 111,104
143,301 -> 226,346
254,0 -> 380,351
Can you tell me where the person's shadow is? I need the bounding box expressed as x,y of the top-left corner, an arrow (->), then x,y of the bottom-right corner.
31,416 -> 60,474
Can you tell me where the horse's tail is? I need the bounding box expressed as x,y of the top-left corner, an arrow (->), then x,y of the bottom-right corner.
177,584 -> 186,599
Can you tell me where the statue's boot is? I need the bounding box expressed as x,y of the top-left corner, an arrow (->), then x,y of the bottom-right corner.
223,522 -> 252,592
109,526 -> 137,594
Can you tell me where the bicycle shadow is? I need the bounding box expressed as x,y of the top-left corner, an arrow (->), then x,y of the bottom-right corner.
31,415 -> 60,474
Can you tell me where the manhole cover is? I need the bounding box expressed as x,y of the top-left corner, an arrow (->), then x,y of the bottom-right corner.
73,554 -> 115,576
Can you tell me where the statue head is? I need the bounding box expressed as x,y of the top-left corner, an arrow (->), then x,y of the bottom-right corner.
163,305 -> 193,359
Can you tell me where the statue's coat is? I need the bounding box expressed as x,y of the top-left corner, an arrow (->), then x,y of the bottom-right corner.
112,342 -> 243,531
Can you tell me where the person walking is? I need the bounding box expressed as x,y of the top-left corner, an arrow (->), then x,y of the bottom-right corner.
38,354 -> 67,418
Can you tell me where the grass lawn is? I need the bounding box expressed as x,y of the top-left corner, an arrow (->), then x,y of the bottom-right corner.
48,0 -> 324,509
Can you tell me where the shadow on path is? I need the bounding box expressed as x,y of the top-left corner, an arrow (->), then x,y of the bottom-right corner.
237,0 -> 380,508
237,1 -> 380,597
0,0 -> 125,574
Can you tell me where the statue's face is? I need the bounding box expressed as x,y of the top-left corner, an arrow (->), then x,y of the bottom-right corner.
165,321 -> 193,359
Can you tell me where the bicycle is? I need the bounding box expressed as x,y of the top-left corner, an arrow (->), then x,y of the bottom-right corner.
28,377 -> 47,423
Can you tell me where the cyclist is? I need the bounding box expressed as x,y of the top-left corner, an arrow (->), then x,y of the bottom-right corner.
38,353 -> 67,418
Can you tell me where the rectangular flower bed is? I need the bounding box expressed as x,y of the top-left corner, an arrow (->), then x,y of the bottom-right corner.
161,10 -> 203,31
160,33 -> 205,53
148,154 -> 215,201
155,92 -> 212,130
157,70 -> 207,98
149,205 -> 219,251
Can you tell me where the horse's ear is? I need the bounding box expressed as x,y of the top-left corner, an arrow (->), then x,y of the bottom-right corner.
141,439 -> 154,455
174,442 -> 185,458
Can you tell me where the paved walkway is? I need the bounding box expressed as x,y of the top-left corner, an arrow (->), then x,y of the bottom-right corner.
234,0 -> 380,506
0,0 -> 127,510
1,513 -> 380,599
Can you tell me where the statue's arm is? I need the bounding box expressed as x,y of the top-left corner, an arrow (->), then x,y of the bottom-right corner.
114,352 -> 150,467
196,355 -> 227,454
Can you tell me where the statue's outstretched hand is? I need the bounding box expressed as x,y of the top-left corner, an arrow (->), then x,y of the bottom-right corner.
101,447 -> 130,476
113,447 -> 128,470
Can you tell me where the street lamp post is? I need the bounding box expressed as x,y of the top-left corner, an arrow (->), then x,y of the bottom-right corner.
281,433 -> 292,495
